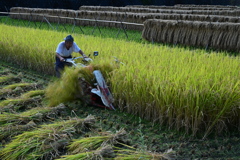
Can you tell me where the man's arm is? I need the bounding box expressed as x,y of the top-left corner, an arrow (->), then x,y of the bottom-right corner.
56,53 -> 65,61
79,50 -> 88,58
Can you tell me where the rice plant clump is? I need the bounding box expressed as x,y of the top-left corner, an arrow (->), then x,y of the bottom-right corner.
45,63 -> 115,107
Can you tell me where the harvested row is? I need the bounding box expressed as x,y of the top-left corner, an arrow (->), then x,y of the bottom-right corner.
126,5 -> 240,10
142,19 -> 240,52
79,5 -> 240,16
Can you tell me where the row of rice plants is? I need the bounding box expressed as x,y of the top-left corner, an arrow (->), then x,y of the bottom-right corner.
1,24 -> 240,137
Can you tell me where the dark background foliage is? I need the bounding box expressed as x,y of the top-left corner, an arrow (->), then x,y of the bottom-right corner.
0,0 -> 239,12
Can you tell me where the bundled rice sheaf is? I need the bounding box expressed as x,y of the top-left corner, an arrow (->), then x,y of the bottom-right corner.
142,19 -> 240,52
79,5 -> 240,17
8,6 -> 240,33
174,4 -> 239,9
9,7 -> 240,31
126,5 -> 238,10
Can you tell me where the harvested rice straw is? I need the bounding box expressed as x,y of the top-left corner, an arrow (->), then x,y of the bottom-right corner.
142,19 -> 240,52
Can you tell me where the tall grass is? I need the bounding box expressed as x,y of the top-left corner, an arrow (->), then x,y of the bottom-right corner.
1,24 -> 240,137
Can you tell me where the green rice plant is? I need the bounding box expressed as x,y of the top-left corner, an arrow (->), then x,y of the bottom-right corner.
0,115 -> 96,160
67,129 -> 127,154
57,145 -> 115,160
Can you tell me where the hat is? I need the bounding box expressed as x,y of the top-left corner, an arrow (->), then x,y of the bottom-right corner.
64,35 -> 74,42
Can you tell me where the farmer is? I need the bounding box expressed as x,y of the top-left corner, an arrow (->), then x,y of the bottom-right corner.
55,35 -> 88,78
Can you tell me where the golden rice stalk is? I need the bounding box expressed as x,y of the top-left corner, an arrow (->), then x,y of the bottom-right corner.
2,82 -> 35,90
57,145 -> 115,160
0,104 -> 67,141
0,120 -> 37,141
0,75 -> 17,83
0,90 -> 45,108
0,116 -> 95,160
68,129 -> 128,154
114,145 -> 175,160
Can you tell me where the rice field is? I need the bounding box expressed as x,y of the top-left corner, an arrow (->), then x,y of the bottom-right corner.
1,22 -> 240,137
1,14 -> 240,159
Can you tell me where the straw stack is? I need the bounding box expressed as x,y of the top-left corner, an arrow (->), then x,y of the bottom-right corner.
79,6 -> 240,17
142,19 -> 240,52
126,5 -> 240,10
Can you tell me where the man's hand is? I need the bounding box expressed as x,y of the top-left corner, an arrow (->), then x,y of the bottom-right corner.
83,57 -> 93,62
60,57 -> 65,62
82,54 -> 88,58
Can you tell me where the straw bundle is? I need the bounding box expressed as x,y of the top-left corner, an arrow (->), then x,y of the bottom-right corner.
126,5 -> 239,10
142,19 -> 240,52
49,9 -> 59,23
67,10 -> 76,24
9,7 -> 240,32
34,9 -> 43,22
9,6 -> 240,30
76,10 -> 89,26
21,8 -> 28,20
79,6 -> 240,17
9,7 -> 19,19
175,4 -> 239,9
60,9 -> 68,23
46,9 -> 54,23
